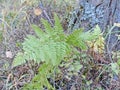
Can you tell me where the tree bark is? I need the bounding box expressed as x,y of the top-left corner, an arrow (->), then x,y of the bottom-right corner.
69,0 -> 120,51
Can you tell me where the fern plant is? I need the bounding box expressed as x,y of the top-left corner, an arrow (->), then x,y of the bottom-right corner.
12,14 -> 101,90
23,63 -> 55,90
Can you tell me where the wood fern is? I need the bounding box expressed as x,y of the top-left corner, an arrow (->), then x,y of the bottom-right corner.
13,14 -> 70,67
12,14 -> 101,89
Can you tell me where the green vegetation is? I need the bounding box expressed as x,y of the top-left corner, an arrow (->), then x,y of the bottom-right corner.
0,0 -> 120,90
13,14 -> 101,89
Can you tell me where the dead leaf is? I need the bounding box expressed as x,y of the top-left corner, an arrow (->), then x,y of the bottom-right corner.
34,8 -> 42,16
87,35 -> 105,54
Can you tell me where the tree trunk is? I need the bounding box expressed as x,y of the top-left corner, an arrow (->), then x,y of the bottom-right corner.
69,0 -> 120,51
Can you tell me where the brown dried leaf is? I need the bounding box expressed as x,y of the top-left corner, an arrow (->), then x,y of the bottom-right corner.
34,8 -> 42,16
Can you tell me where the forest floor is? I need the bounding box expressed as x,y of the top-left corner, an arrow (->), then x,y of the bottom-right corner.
0,0 -> 120,90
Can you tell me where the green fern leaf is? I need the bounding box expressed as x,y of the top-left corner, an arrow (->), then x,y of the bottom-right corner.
41,18 -> 53,35
92,25 -> 101,38
12,52 -> 25,67
54,13 -> 63,33
23,63 -> 54,90
66,29 -> 87,50
31,24 -> 45,38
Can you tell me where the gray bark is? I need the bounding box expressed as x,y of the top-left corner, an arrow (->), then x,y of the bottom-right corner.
69,0 -> 120,51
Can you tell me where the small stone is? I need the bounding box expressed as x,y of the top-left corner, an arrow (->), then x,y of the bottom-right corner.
6,51 -> 13,58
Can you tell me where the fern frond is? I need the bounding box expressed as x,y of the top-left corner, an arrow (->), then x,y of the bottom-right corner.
31,24 -> 45,38
23,63 -> 55,90
66,26 -> 101,50
13,52 -> 25,67
54,14 -> 63,33
41,18 -> 53,35
91,25 -> 101,41
66,29 -> 87,50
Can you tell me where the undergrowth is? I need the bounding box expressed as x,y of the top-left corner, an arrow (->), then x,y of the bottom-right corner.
12,14 -> 101,90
